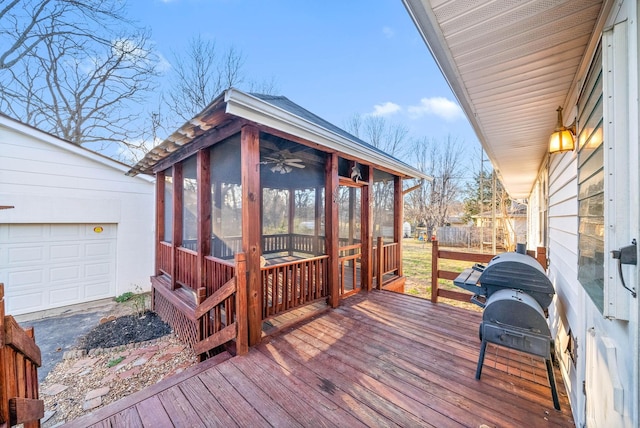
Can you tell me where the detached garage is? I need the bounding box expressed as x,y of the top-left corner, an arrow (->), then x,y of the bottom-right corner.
0,114 -> 155,316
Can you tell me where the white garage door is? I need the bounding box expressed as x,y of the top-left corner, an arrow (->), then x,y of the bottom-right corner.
0,224 -> 116,315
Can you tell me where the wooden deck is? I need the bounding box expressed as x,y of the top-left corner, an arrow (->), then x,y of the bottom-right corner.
65,290 -> 575,427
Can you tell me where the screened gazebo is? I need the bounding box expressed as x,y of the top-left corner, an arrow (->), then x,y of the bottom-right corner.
128,89 -> 431,357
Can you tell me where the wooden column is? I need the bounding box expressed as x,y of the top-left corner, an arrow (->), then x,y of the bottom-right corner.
325,153 -> 339,308
171,164 -> 183,290
288,188 -> 295,256
212,180 -> 222,258
362,165 -> 373,291
241,125 -> 262,346
155,170 -> 165,277
235,253 -> 249,355
394,176 -> 403,277
197,150 -> 211,290
376,236 -> 384,290
314,186 -> 322,255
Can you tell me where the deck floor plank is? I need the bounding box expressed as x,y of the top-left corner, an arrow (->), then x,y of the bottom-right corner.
309,307 -> 554,427
177,376 -> 239,427
195,368 -> 271,428
248,347 -> 369,428
298,314 -> 523,427
214,360 -> 304,427
134,395 -> 172,427
65,290 -> 575,428
156,385 -> 205,427
272,329 -> 442,427
256,342 -> 396,428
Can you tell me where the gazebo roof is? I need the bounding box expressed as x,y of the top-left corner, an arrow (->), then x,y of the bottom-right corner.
127,88 -> 432,181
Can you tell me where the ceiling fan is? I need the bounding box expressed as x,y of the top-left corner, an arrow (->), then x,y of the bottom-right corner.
260,150 -> 305,174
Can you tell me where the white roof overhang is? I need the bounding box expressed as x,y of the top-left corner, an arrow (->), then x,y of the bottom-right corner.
402,0 -> 613,198
224,89 -> 432,181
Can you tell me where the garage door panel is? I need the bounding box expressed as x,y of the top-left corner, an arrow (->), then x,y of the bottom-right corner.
7,269 -> 44,287
49,264 -> 81,282
0,224 -> 117,315
10,292 -> 45,313
50,243 -> 81,260
84,282 -> 112,298
85,242 -> 112,257
7,246 -> 44,263
85,262 -> 111,277
50,224 -> 82,239
6,224 -> 46,240
49,286 -> 81,305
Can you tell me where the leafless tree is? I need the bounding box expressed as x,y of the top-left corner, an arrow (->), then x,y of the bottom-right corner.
1,30 -> 160,156
0,0 -> 128,70
165,35 -> 245,126
344,114 -> 408,157
405,136 -> 465,235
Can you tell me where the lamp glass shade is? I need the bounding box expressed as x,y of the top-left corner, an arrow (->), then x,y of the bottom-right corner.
549,129 -> 574,153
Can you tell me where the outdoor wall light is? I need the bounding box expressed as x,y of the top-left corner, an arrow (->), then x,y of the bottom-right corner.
548,106 -> 576,154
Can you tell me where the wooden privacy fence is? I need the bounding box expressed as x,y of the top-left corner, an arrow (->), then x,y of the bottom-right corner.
0,284 -> 44,428
430,240 -> 547,304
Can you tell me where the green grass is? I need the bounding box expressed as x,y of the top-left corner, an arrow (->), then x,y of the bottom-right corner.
402,238 -> 487,311
107,356 -> 125,368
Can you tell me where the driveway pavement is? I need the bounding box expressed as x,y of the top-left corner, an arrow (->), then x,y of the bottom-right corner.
16,301 -> 116,383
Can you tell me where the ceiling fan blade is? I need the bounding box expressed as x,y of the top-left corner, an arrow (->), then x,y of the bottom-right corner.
286,162 -> 305,168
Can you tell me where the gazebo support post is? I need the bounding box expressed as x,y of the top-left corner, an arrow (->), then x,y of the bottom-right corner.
326,153 -> 340,308
241,125 -> 263,346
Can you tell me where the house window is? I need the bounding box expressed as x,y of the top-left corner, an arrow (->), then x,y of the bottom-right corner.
577,44 -> 604,311
163,169 -> 173,243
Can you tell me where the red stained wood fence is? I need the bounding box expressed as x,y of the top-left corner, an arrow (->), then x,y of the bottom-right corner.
261,255 -> 329,319
430,240 -> 548,304
0,283 -> 44,428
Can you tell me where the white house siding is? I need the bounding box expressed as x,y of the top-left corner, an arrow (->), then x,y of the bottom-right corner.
0,116 -> 155,315
532,3 -> 639,426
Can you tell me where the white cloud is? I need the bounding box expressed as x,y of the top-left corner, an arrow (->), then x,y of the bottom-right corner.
382,26 -> 394,38
407,97 -> 463,121
369,101 -> 401,117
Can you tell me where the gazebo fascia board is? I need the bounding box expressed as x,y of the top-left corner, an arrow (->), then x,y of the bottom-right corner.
223,89 -> 432,181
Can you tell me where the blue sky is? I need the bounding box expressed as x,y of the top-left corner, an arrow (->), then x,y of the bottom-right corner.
127,0 -> 480,164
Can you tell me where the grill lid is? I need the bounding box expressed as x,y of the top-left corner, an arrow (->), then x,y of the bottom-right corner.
480,252 -> 554,309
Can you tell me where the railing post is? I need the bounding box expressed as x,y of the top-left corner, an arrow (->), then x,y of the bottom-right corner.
196,287 -> 207,362
431,239 -> 439,303
0,283 -> 7,426
235,253 -> 249,355
536,246 -> 548,269
377,237 -> 384,290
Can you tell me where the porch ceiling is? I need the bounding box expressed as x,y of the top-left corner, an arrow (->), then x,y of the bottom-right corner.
403,0 -> 610,199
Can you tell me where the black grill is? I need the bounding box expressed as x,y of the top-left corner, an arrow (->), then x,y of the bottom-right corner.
453,251 -> 560,410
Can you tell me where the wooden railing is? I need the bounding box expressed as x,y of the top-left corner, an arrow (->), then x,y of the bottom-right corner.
0,283 -> 44,428
338,244 -> 361,297
152,254 -> 247,361
261,255 -> 329,319
373,238 -> 401,288
262,234 -> 289,254
430,240 -> 548,304
175,247 -> 198,291
158,241 -> 172,276
204,256 -> 235,296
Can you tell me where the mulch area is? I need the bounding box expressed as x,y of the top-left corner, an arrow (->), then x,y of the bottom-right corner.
40,309 -> 196,426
